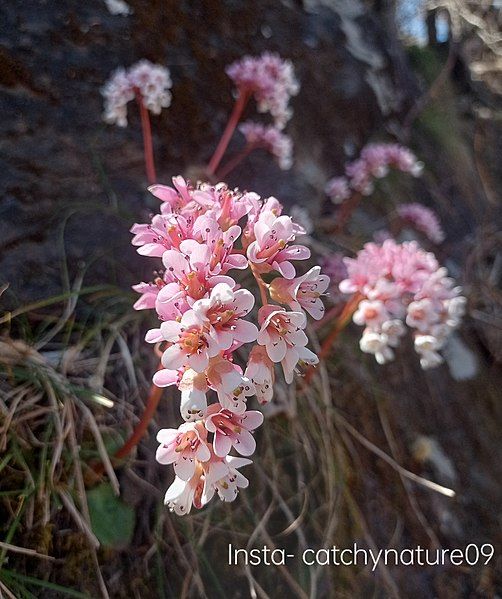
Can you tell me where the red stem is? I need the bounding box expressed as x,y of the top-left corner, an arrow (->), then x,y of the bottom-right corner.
303,293 -> 362,384
335,192 -> 362,232
216,143 -> 255,179
207,90 -> 250,176
250,263 -> 269,306
92,362 -> 164,476
136,92 -> 156,184
114,372 -> 163,460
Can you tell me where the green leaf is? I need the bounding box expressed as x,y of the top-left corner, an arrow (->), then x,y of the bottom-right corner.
87,483 -> 135,549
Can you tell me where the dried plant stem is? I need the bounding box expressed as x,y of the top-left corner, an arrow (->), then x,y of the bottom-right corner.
207,90 -> 250,175
136,92 -> 156,184
336,412 -> 456,498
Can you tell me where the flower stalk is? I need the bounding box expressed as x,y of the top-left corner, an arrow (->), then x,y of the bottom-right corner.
136,92 -> 157,184
207,90 -> 250,175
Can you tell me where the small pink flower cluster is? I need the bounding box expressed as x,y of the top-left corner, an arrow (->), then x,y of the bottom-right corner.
325,143 -> 423,202
239,121 -> 293,170
339,239 -> 466,369
226,52 -> 299,129
101,60 -> 172,127
131,176 -> 328,514
324,177 -> 351,204
397,203 -> 445,244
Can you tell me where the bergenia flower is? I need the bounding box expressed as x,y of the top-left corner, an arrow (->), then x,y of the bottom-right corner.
163,465 -> 205,515
269,266 -> 330,320
127,60 -> 172,115
102,60 -> 172,127
239,121 -> 293,169
131,175 -> 327,514
325,143 -> 423,200
203,455 -> 253,504
257,305 -> 318,383
226,52 -> 299,129
205,405 -> 264,457
244,345 -> 275,405
340,239 -> 466,368
156,422 -> 210,480
206,357 -> 255,414
397,203 -> 445,244
192,283 -> 258,350
325,176 -> 351,204
247,214 -> 310,278
158,310 -> 220,373
178,368 -> 208,422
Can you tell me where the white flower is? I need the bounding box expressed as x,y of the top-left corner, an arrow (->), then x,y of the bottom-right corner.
359,331 -> 394,364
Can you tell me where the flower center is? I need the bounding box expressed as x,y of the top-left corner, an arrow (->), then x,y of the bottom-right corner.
179,329 -> 207,355
256,239 -> 285,260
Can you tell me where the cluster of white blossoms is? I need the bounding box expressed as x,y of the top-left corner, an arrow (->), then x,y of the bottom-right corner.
101,60 -> 172,127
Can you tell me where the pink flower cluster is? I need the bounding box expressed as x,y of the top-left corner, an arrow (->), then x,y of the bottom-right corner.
101,60 -> 172,127
132,176 -> 328,514
226,52 -> 299,129
397,203 -> 445,244
239,121 -> 293,170
324,177 -> 351,204
325,143 -> 423,202
339,239 -> 466,369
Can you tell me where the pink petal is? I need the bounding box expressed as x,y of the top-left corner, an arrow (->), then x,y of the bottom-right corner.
267,337 -> 287,362
174,456 -> 196,481
153,369 -> 179,387
241,410 -> 264,431
234,320 -> 258,343
148,184 -> 178,204
274,260 -> 296,279
162,345 -> 186,370
214,432 -> 233,458
145,328 -> 163,343
187,351 -> 209,373
235,430 -> 256,456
